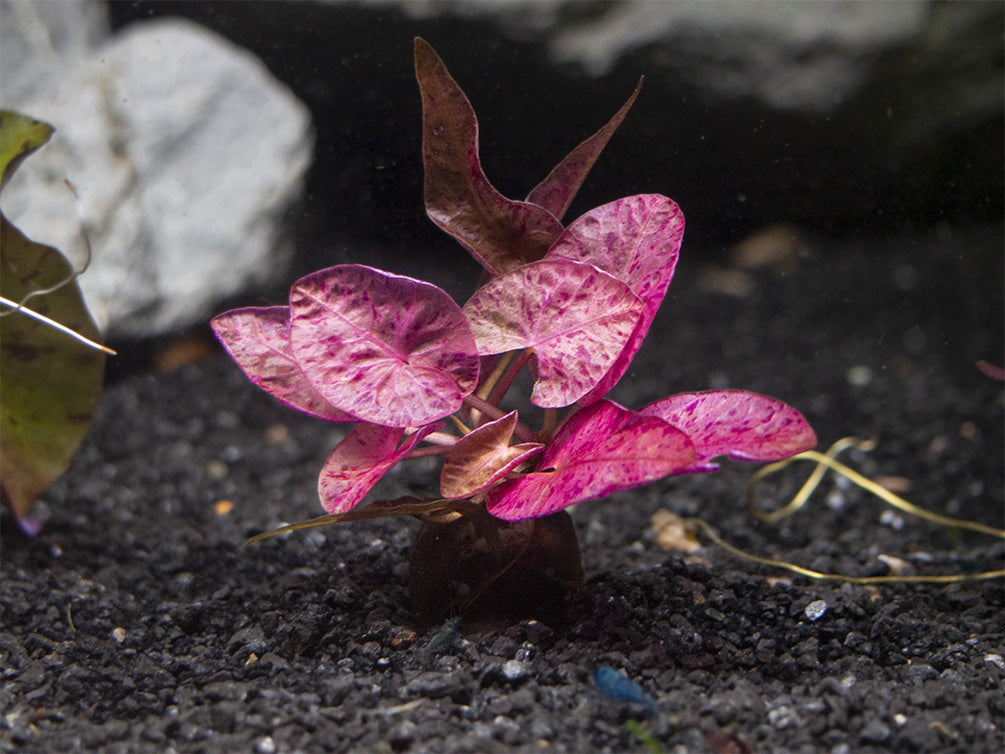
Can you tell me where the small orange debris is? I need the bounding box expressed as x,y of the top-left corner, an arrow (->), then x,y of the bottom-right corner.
391,627 -> 418,649
265,424 -> 289,444
729,222 -> 808,272
214,500 -> 234,515
875,475 -> 912,494
696,265 -> 754,298
152,336 -> 214,373
649,509 -> 701,553
929,720 -> 951,737
878,554 -> 912,577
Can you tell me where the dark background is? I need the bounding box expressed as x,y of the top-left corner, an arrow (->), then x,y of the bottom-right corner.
107,1 -> 1003,276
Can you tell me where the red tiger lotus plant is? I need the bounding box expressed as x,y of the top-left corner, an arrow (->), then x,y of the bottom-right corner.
212,39 -> 816,626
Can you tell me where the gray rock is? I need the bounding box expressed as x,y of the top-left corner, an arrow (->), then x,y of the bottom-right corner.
402,670 -> 466,700
227,625 -> 267,655
1,0 -> 109,97
399,0 -> 998,126
859,718 -> 892,744
2,7 -> 313,338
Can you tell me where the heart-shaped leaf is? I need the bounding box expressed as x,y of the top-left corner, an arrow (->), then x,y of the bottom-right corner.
415,37 -> 564,275
289,265 -> 480,428
639,390 -> 817,469
525,79 -> 642,221
319,422 -> 441,514
440,411 -> 543,499
1,111 -> 106,531
462,259 -> 643,407
547,194 -> 685,404
1,217 -> 106,528
211,306 -> 355,422
486,400 -> 696,521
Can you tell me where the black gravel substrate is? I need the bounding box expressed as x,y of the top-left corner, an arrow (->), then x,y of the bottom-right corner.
2,223 -> 1003,753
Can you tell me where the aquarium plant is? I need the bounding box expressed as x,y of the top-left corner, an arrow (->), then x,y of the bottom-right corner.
1,111 -> 112,535
212,40 -> 816,624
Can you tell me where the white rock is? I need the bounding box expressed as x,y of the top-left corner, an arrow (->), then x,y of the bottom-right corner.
546,0 -> 928,112
1,0 -> 108,97
395,0 -> 996,121
2,9 -> 313,337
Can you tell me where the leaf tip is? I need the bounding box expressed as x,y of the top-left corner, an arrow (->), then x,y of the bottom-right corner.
414,36 -> 438,68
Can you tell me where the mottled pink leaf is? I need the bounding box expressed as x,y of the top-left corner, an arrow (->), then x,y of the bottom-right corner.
289,265 -> 479,428
415,37 -> 564,275
547,194 -> 685,404
210,306 -> 355,422
976,360 -> 1005,381
462,259 -> 643,407
440,411 -> 544,499
319,423 -> 440,514
486,400 -> 696,521
526,78 -> 642,221
640,390 -> 817,470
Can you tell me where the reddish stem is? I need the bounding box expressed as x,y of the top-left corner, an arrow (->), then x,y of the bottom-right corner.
487,349 -> 532,408
406,444 -> 453,459
463,393 -> 535,442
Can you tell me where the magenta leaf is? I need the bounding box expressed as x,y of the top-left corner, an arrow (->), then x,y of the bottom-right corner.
319,423 -> 441,514
210,306 -> 356,422
526,78 -> 642,221
976,360 -> 1005,381
415,37 -> 564,275
462,259 -> 643,407
486,400 -> 696,521
640,390 -> 817,470
547,194 -> 685,404
289,265 -> 480,428
440,411 -> 544,499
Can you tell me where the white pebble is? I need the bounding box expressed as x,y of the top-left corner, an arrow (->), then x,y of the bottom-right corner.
846,365 -> 872,386
502,660 -> 530,681
804,600 -> 828,621
879,510 -> 905,530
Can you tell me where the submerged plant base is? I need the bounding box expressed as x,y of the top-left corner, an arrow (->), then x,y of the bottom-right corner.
409,506 -> 585,628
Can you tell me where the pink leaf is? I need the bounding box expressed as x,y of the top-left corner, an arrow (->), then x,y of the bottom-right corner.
462,259 -> 643,407
547,194 -> 685,404
526,78 -> 643,221
976,360 -> 1005,381
640,390 -> 817,469
319,423 -> 440,514
415,38 -> 564,275
289,265 -> 480,428
210,306 -> 355,422
440,411 -> 544,499
486,400 -> 696,521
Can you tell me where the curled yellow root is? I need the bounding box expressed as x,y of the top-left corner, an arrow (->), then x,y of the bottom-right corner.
684,437 -> 1004,584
